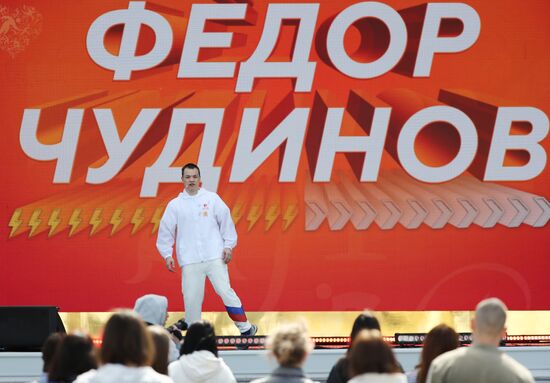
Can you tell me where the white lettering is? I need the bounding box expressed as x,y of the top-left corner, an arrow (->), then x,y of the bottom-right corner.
236,4 -> 319,92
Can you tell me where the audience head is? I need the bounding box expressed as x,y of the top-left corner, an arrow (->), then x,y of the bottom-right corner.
267,322 -> 314,368
472,297 -> 508,344
101,310 -> 154,367
181,320 -> 218,357
416,324 -> 459,383
348,331 -> 400,377
48,333 -> 98,382
41,332 -> 64,373
350,310 -> 381,342
134,294 -> 169,326
147,325 -> 170,375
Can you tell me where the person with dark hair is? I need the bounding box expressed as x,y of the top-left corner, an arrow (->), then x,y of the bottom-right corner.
157,163 -> 257,339
148,326 -> 171,375
406,324 -> 459,383
47,334 -> 97,383
35,332 -> 64,383
168,320 -> 236,383
327,311 -> 382,383
251,322 -> 317,383
427,298 -> 534,383
74,311 -> 173,383
347,332 -> 406,383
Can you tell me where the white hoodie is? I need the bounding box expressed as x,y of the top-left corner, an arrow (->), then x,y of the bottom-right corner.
74,364 -> 173,383
168,350 -> 236,383
349,373 -> 407,383
157,188 -> 237,266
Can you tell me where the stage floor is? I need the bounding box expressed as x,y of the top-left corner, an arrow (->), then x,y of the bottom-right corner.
2,346 -> 550,383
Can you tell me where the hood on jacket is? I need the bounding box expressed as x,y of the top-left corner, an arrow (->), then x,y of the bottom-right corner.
180,188 -> 205,199
133,294 -> 168,326
174,350 -> 224,381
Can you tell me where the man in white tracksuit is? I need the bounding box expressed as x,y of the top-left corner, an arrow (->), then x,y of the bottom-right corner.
156,163 -> 257,336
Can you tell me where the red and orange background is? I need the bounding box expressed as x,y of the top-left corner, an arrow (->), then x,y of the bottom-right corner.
1,0 -> 549,316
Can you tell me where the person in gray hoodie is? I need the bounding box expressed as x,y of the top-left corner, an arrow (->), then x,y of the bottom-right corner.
168,321 -> 236,383
134,294 -> 180,363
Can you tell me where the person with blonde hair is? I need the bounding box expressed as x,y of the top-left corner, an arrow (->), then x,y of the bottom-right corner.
251,322 -> 317,383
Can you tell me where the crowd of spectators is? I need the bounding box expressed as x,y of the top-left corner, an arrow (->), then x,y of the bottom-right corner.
33,297 -> 534,383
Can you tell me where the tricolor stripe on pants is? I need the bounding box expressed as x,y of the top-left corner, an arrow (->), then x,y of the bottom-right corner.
225,305 -> 247,322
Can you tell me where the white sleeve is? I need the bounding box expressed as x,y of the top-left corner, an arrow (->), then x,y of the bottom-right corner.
214,194 -> 237,249
156,202 -> 177,259
168,339 -> 180,363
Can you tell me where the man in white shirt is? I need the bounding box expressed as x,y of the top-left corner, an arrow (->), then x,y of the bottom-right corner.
156,163 -> 257,337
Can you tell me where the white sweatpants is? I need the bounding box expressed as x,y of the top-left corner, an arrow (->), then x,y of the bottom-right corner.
181,258 -> 251,333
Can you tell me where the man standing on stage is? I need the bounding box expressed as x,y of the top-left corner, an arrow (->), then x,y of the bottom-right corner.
156,163 -> 257,337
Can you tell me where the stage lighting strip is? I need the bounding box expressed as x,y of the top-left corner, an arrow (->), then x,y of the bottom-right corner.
395,333 -> 550,347
90,335 -> 550,349
215,335 -> 394,349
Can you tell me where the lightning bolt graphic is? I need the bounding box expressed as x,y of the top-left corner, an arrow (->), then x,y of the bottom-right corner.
282,204 -> 298,231
28,209 -> 42,237
151,207 -> 163,234
265,204 -> 280,231
232,202 -> 245,224
246,204 -> 262,232
47,209 -> 61,237
68,209 -> 83,237
8,208 -> 23,238
110,209 -> 123,235
89,208 -> 103,236
131,208 -> 145,235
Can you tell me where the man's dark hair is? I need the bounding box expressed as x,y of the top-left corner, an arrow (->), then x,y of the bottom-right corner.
180,320 -> 218,357
350,311 -> 381,341
181,163 -> 201,177
101,311 -> 154,367
48,334 -> 98,382
348,337 -> 401,376
41,332 -> 65,373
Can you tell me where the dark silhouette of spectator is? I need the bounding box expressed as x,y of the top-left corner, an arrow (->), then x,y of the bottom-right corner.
47,333 -> 97,383
148,325 -> 171,375
327,311 -> 382,383
250,322 -> 317,383
35,332 -> 64,383
73,310 -> 172,383
406,324 -> 459,383
169,320 -> 236,383
347,331 -> 406,383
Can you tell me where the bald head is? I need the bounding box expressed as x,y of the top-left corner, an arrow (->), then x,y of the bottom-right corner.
474,298 -> 507,337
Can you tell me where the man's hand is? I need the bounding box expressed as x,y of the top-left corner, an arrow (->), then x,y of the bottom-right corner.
165,256 -> 175,272
222,248 -> 232,264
